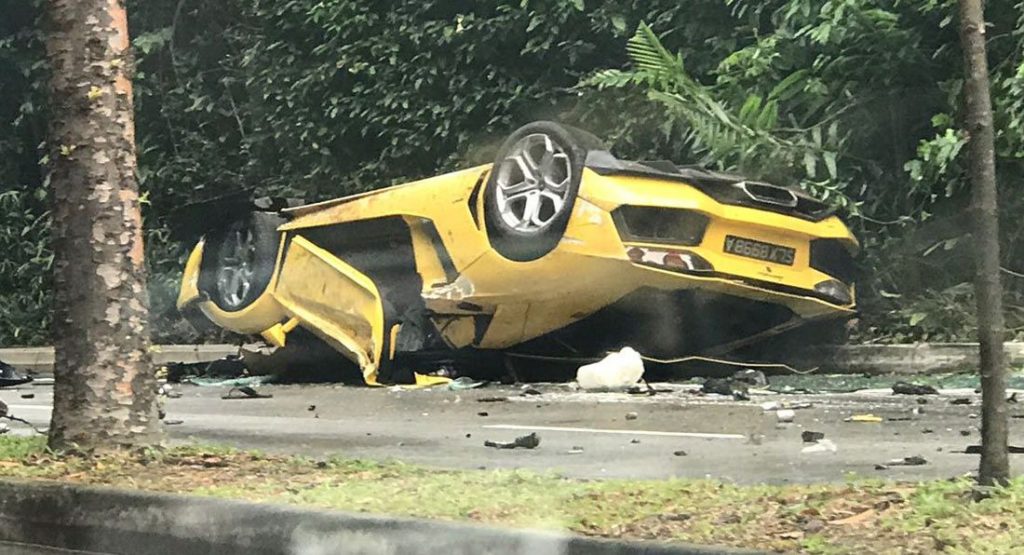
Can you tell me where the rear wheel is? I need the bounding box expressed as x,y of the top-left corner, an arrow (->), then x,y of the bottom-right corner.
484,121 -> 597,261
202,213 -> 284,312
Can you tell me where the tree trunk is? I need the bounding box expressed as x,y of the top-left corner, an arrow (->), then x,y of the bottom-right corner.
44,0 -> 162,450
958,0 -> 1009,484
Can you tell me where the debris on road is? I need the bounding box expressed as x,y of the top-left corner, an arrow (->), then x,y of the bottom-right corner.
221,386 -> 273,400
673,450 -> 688,456
448,377 -> 486,391
477,411 -> 489,417
892,382 -> 939,395
484,432 -> 540,450
520,387 -> 542,396
625,412 -> 638,421
761,401 -> 813,411
776,409 -> 795,423
307,405 -> 316,411
732,369 -> 768,387
950,398 -> 971,405
19,393 -> 33,399
164,419 -> 184,426
478,396 -> 509,403
576,347 -> 644,391
567,446 -> 584,454
801,431 -> 825,443
188,375 -> 268,388
631,438 -> 641,444
886,456 -> 927,466
1008,392 -> 1019,403
701,377 -> 750,400
801,439 -> 837,454
168,355 -> 248,383
845,414 -> 883,423
0,360 -> 33,388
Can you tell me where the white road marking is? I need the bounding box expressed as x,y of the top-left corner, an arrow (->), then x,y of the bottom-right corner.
482,424 -> 746,440
5,405 -> 52,412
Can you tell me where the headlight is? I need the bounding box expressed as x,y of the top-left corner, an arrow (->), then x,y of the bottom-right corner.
814,279 -> 853,305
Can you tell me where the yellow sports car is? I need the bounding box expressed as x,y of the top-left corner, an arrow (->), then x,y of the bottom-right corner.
176,121 -> 857,384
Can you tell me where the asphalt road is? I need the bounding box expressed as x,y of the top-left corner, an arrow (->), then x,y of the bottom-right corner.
0,542 -> 109,554
2,380 -> 1022,484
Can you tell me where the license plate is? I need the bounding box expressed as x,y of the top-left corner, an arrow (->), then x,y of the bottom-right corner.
723,235 -> 796,266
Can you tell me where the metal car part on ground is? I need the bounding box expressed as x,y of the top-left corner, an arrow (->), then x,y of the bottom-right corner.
175,121 -> 858,385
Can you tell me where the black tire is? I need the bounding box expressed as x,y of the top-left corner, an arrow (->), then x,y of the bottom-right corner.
200,212 -> 284,312
484,121 -> 599,261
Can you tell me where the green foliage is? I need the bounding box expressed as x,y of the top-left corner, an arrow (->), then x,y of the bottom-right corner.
2,0 -> 1024,345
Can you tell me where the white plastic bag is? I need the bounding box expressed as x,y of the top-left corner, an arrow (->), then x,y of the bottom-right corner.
576,347 -> 645,390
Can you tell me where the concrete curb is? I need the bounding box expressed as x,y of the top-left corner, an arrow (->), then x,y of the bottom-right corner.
0,345 -> 242,374
4,342 -> 1022,376
0,481 -> 759,555
794,342 -> 1024,375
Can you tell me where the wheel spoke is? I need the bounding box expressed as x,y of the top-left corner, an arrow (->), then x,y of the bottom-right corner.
521,191 -> 542,229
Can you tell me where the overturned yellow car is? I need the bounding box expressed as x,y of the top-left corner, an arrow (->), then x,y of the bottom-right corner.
176,122 -> 857,384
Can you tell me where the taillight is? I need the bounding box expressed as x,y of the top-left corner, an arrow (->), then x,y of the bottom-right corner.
613,206 -> 709,246
810,239 -> 857,284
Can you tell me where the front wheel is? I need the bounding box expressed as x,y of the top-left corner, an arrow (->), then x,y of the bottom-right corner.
483,121 -> 597,262
201,213 -> 284,312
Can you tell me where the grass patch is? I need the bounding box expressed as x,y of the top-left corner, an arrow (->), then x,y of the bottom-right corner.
0,436 -> 1020,554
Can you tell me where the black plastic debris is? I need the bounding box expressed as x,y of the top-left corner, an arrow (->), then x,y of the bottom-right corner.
484,432 -> 540,450
892,382 -> 939,395
673,450 -> 688,456
1008,392 -> 1019,404
801,431 -> 825,443
950,398 -> 971,405
701,378 -> 732,396
478,396 -> 509,403
701,378 -> 750,400
625,412 -> 638,421
20,393 -> 34,400
520,387 -> 542,396
221,386 -> 273,400
477,411 -> 489,417
0,360 -> 32,388
307,405 -> 317,411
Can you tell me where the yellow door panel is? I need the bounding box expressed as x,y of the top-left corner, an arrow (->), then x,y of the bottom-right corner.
273,236 -> 384,379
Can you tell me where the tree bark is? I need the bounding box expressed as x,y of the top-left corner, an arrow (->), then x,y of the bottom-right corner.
958,0 -> 1009,484
44,0 -> 162,450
